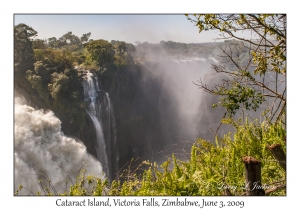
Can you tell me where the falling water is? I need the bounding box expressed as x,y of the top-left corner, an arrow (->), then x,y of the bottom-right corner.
14,95 -> 104,195
86,111 -> 109,177
83,71 -> 97,115
82,70 -> 118,180
106,93 -> 118,166
82,71 -> 109,178
94,74 -> 100,91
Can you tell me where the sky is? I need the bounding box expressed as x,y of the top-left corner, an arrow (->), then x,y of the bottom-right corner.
14,14 -> 224,44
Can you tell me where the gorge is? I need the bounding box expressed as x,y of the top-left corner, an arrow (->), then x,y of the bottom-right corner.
13,25 -> 247,193
13,14 -> 286,197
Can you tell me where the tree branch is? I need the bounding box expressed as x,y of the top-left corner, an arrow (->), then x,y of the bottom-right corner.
247,14 -> 286,40
265,184 -> 286,195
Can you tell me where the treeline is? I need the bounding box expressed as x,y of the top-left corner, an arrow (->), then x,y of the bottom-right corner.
134,39 -> 251,66
135,40 -> 221,57
31,30 -> 137,69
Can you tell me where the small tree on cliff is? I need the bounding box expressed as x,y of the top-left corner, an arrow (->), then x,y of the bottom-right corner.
186,14 -> 286,123
14,23 -> 38,92
14,24 -> 37,76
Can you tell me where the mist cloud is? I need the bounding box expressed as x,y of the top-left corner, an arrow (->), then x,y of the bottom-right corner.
14,95 -> 104,195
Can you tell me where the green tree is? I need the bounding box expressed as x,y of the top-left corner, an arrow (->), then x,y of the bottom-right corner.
125,43 -> 136,54
186,14 -> 286,123
14,23 -> 38,93
116,41 -> 126,56
59,32 -> 80,46
48,37 -> 59,48
32,39 -> 47,50
80,32 -> 91,44
14,24 -> 37,75
84,39 -> 115,67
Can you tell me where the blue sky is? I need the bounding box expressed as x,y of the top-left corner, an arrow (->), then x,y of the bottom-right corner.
14,14 -> 223,44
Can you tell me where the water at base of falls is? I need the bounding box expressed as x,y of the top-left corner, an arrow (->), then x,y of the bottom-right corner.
14,96 -> 104,195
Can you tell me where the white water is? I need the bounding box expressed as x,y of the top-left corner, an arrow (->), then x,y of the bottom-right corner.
83,71 -> 98,115
106,94 -> 111,143
82,71 -> 118,179
94,74 -> 101,91
106,93 -> 118,164
86,111 -> 109,177
14,96 -> 104,195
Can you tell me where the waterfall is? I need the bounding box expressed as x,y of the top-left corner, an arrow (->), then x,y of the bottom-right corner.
14,95 -> 104,195
86,111 -> 109,178
106,93 -> 118,166
94,74 -> 101,91
82,70 -> 118,180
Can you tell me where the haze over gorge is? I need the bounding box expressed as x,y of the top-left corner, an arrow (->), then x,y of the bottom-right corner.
14,25 -> 255,194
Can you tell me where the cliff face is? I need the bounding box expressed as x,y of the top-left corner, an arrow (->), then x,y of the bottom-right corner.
64,60 -> 224,178
95,59 -> 224,173
97,64 -> 164,174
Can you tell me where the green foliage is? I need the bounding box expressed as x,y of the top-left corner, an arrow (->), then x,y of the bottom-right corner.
109,40 -> 136,67
33,48 -> 75,72
186,14 -> 286,122
17,120 -> 285,196
48,37 -> 61,48
84,40 -> 115,67
25,47 -> 86,129
113,120 -> 285,196
47,31 -> 91,51
80,32 -> 91,44
14,24 -> 37,76
213,82 -> 265,116
32,39 -> 48,50
77,49 -> 100,71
